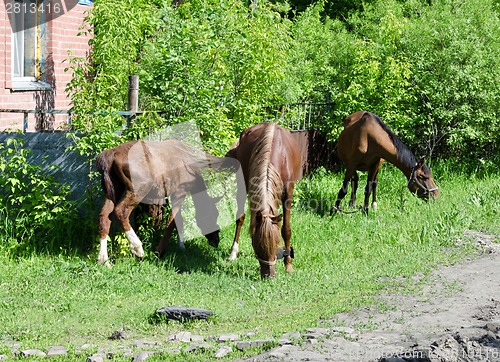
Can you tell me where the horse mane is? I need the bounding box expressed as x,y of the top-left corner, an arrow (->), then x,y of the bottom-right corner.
248,123 -> 283,256
372,113 -> 419,169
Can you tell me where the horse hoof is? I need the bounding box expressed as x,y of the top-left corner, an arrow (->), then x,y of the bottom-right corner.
98,258 -> 111,267
133,250 -> 144,259
98,260 -> 112,268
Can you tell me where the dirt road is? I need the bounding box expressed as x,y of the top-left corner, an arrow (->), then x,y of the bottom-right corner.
243,230 -> 500,361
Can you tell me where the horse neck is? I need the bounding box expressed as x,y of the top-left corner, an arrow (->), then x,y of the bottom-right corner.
248,124 -> 283,215
382,143 -> 417,180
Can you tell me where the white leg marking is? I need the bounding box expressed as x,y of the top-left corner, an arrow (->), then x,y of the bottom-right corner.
98,235 -> 110,266
227,242 -> 239,261
177,239 -> 186,250
372,202 -> 378,211
125,229 -> 144,259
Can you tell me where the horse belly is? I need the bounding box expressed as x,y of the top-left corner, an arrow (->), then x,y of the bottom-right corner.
355,161 -> 372,172
337,137 -> 368,167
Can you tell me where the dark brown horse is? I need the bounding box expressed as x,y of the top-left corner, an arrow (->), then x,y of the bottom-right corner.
333,111 -> 439,212
96,140 -> 222,266
226,123 -> 302,278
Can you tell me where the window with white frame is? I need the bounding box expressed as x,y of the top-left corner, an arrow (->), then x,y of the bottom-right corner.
10,0 -> 50,90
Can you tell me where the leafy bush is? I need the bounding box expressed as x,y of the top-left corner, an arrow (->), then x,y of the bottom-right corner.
0,137 -> 76,255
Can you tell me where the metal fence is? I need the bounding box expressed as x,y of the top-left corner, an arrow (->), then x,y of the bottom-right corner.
1,103 -> 333,133
0,109 -> 150,133
0,108 -> 74,132
262,102 -> 332,131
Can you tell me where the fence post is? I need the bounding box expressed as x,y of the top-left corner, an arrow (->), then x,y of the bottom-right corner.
127,75 -> 139,128
23,112 -> 28,132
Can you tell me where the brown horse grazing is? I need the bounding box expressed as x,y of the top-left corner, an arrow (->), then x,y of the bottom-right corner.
333,111 -> 439,212
226,123 -> 302,278
96,140 -> 222,266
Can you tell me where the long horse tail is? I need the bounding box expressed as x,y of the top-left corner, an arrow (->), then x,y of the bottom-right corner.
96,148 -> 117,203
248,123 -> 283,257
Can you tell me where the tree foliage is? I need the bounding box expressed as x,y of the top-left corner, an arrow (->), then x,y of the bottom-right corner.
66,0 -> 500,160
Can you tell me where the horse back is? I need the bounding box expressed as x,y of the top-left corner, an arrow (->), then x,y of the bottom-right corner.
338,111 -> 396,168
271,126 -> 302,184
237,123 -> 301,185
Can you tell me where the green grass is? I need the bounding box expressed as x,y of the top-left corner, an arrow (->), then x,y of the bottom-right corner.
0,161 -> 499,360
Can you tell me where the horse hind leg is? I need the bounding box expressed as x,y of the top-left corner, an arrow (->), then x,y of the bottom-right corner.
331,167 -> 356,214
349,172 -> 359,208
98,198 -> 115,267
114,191 -> 143,260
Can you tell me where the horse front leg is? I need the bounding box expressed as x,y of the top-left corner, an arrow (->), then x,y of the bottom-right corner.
163,196 -> 186,253
363,180 -> 373,212
371,178 -> 379,211
98,198 -> 115,267
155,209 -> 177,259
228,171 -> 247,261
365,160 -> 382,211
282,184 -> 294,273
228,214 -> 245,261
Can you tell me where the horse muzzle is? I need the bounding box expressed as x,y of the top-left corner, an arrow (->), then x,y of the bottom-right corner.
256,255 -> 277,278
408,172 -> 439,200
429,188 -> 440,199
259,263 -> 276,279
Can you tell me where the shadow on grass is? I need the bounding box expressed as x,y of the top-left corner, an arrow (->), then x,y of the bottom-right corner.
159,240 -> 221,274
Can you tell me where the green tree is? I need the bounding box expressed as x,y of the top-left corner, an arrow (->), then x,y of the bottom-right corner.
398,0 -> 500,158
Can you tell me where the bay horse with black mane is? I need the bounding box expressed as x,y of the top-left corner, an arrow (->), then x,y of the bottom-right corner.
226,122 -> 302,278
333,111 -> 439,213
96,140 -> 222,266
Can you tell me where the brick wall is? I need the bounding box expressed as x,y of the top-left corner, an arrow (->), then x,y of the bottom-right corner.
0,0 -> 92,132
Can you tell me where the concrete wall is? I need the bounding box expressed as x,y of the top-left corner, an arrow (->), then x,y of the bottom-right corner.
0,132 -> 90,201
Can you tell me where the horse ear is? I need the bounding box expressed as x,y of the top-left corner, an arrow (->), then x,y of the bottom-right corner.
272,214 -> 283,224
417,156 -> 426,169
